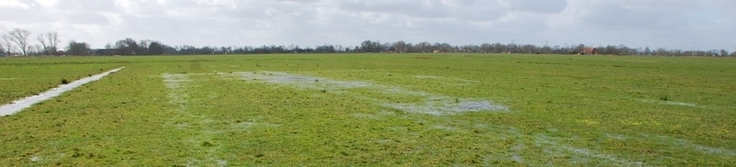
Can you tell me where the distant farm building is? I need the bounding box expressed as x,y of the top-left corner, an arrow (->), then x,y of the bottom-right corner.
382,46 -> 397,53
94,49 -> 121,56
581,47 -> 596,55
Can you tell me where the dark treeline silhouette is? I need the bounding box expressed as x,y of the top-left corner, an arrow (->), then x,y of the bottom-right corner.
1,27 -> 734,57
85,39 -> 734,57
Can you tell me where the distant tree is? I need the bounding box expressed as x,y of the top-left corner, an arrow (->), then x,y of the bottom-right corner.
178,45 -> 197,54
32,44 -> 43,55
148,41 -> 164,55
539,44 -> 552,54
293,45 -> 302,53
574,44 -> 586,54
719,49 -> 728,57
66,40 -> 91,56
83,38 -> 733,56
618,45 -> 635,55
163,45 -> 177,54
36,34 -> 48,55
102,42 -> 117,55
439,43 -> 453,52
138,40 -> 150,55
360,40 -> 372,52
334,45 -> 343,53
315,44 -> 335,53
393,41 -> 406,53
36,31 -> 60,55
200,46 -> 215,54
383,42 -> 392,51
520,44 -> 536,53
360,40 -> 381,53
655,48 -> 667,56
479,43 -> 491,53
220,46 -> 232,54
415,41 -> 432,53
1,37 -> 13,55
5,28 -> 32,55
115,38 -> 139,55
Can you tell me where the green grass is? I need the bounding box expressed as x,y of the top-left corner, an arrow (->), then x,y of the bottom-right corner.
0,57 -> 126,104
1,54 -> 735,166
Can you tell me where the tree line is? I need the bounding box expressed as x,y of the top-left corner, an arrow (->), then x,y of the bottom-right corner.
1,28 -> 735,57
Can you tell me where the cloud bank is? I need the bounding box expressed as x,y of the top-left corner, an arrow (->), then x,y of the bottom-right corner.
1,0 -> 734,51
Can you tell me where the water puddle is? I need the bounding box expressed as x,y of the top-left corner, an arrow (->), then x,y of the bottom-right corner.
638,99 -> 698,107
221,71 -> 508,115
534,134 -> 643,165
0,67 -> 125,116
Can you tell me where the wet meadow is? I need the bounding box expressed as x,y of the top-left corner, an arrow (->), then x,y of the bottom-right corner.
1,54 -> 735,166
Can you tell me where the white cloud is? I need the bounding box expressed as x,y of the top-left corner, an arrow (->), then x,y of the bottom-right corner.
0,0 -> 30,9
34,0 -> 58,7
0,0 -> 733,51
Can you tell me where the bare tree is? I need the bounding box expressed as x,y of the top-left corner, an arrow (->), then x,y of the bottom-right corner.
36,31 -> 60,55
33,44 -> 43,55
37,34 -> 47,55
7,28 -> 32,56
1,35 -> 14,55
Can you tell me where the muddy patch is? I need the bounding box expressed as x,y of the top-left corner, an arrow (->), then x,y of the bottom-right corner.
221,71 -> 508,115
0,67 -> 125,116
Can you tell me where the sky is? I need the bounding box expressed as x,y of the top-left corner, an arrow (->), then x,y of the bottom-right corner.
1,0 -> 734,51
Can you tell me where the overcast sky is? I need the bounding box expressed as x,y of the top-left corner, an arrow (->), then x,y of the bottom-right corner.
1,0 -> 734,51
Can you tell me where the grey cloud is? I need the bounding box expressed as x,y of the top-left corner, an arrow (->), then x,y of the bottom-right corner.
63,12 -> 108,24
0,0 -> 732,51
495,12 -> 551,31
0,6 -> 55,23
577,1 -> 688,31
335,0 -> 506,21
337,0 -> 450,19
55,0 -> 117,12
503,0 -> 568,14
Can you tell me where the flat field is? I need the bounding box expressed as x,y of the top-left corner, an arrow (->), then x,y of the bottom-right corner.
1,54 -> 735,166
